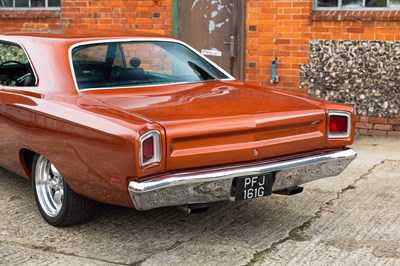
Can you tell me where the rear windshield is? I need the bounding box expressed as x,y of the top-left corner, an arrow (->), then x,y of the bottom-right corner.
71,41 -> 229,90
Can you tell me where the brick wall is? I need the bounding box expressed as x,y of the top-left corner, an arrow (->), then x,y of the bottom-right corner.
245,1 -> 311,93
62,0 -> 172,35
356,117 -> 400,137
0,10 -> 61,32
0,0 -> 172,35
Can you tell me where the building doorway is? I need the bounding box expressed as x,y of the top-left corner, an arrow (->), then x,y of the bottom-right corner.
177,0 -> 245,80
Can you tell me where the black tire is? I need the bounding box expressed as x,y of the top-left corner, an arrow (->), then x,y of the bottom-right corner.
32,154 -> 94,227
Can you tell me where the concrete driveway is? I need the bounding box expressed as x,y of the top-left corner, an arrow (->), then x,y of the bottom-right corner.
0,136 -> 399,265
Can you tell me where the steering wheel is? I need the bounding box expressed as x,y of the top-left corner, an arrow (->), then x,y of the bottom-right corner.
0,60 -> 28,67
0,61 -> 35,86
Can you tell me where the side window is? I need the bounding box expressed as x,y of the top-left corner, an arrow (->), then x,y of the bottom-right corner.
0,42 -> 36,87
316,0 -> 400,9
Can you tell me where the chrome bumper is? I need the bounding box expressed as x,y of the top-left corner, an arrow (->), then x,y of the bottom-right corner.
128,148 -> 356,210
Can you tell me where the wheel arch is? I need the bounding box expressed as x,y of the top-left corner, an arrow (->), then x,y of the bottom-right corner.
19,148 -> 37,180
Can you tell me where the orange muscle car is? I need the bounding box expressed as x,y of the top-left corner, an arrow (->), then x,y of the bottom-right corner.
0,30 -> 356,227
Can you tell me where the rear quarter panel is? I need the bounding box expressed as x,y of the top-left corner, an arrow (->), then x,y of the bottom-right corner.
0,91 -> 165,207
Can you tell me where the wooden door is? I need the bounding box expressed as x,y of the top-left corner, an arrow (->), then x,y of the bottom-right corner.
178,0 -> 245,80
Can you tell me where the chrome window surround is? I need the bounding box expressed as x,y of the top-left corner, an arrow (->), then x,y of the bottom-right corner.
314,0 -> 400,10
68,38 -> 235,92
139,130 -> 161,167
328,110 -> 352,139
0,40 -> 38,88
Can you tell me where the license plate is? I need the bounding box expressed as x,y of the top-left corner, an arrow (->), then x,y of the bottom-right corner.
234,173 -> 274,201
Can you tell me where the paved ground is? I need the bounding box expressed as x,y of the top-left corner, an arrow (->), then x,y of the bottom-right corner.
0,136 -> 399,265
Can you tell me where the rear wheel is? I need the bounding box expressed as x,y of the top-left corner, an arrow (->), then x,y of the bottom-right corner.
32,154 -> 93,227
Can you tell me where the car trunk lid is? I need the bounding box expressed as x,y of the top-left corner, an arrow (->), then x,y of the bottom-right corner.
102,81 -> 327,171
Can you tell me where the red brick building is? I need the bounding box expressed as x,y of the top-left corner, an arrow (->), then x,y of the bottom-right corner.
1,0 -> 399,135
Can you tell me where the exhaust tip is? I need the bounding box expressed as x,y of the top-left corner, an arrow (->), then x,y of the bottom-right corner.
273,186 -> 304,196
177,203 -> 209,214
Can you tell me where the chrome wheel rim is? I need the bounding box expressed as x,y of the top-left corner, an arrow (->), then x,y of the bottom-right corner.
35,156 -> 64,217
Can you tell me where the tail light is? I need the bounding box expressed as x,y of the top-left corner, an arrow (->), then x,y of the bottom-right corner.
139,130 -> 161,167
328,111 -> 351,138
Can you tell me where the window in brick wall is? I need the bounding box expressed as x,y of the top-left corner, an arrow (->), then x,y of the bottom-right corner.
0,0 -> 60,9
316,0 -> 400,9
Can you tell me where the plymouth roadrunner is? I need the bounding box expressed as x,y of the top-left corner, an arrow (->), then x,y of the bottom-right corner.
0,31 -> 356,227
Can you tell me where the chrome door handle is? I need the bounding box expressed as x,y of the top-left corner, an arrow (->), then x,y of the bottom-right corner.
223,36 -> 235,58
